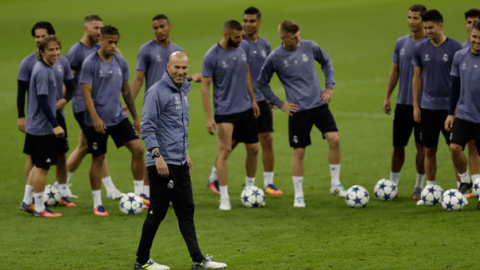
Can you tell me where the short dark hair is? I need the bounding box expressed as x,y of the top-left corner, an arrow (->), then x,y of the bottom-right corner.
279,20 -> 300,35
409,4 -> 427,14
244,6 -> 261,20
84,15 -> 103,23
465,8 -> 480,20
31,21 -> 55,37
37,35 -> 61,61
473,20 -> 480,31
152,14 -> 170,23
422,9 -> 443,23
223,20 -> 243,32
101,25 -> 119,37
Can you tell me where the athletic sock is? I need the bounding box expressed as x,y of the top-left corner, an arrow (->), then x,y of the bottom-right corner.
57,184 -> 68,198
143,185 -> 150,197
456,181 -> 461,188
208,166 -> 217,183
329,164 -> 340,186
390,172 -> 400,186
23,185 -> 34,205
471,174 -> 480,182
67,171 -> 74,182
458,171 -> 471,184
292,176 -> 304,198
219,185 -> 229,201
92,189 -> 102,208
415,173 -> 425,189
426,180 -> 436,186
34,192 -> 45,213
102,176 -> 115,193
134,180 -> 144,195
263,172 -> 274,188
245,176 -> 255,187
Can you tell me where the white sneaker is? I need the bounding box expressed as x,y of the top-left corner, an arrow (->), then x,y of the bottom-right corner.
416,200 -> 425,206
192,255 -> 227,269
330,184 -> 347,197
293,196 -> 306,208
219,198 -> 231,211
107,188 -> 125,200
66,186 -> 78,199
135,258 -> 169,270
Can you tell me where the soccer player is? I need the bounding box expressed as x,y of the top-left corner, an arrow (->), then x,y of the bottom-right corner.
206,7 -> 283,196
65,15 -> 123,200
445,21 -> 480,209
382,5 -> 426,200
462,9 -> 480,48
461,8 -> 480,199
257,20 -> 346,208
81,25 -> 145,216
412,10 -> 463,205
135,51 -> 227,270
23,35 -> 67,217
201,20 -> 260,211
18,22 -> 76,213
131,14 -> 201,203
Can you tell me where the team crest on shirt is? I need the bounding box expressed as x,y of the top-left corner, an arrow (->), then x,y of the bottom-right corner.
442,54 -> 448,62
252,50 -> 257,54
261,50 -> 267,58
475,64 -> 478,69
242,54 -> 247,61
156,55 -> 163,62
461,63 -> 467,70
424,54 -> 430,61
117,68 -> 122,76
99,70 -> 105,77
400,48 -> 406,55
221,61 -> 229,69
183,95 -> 188,106
302,54 -> 308,62
56,64 -> 63,74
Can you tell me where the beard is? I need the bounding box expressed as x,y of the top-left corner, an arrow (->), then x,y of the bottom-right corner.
228,37 -> 240,48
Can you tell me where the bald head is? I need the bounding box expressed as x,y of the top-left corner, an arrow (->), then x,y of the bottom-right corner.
167,51 -> 189,85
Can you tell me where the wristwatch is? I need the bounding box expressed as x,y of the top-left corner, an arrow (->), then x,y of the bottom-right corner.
152,150 -> 161,159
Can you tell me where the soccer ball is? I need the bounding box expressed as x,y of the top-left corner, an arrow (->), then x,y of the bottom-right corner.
420,184 -> 444,206
441,189 -> 466,211
240,186 -> 265,208
472,177 -> 480,198
374,179 -> 398,201
345,185 -> 369,208
44,185 -> 60,206
119,193 -> 144,215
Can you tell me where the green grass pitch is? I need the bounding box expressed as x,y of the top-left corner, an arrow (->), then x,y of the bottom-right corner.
0,0 -> 478,269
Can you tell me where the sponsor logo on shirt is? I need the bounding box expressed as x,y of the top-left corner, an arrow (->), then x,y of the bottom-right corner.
156,55 -> 163,62
302,54 -> 308,62
442,54 -> 448,62
283,60 -> 290,68
400,48 -> 406,55
461,63 -> 467,70
117,68 -> 122,76
99,70 -> 105,77
424,54 -> 430,61
242,54 -> 246,62
475,64 -> 478,69
252,50 -> 257,54
56,64 -> 63,74
261,50 -> 267,58
221,61 -> 229,69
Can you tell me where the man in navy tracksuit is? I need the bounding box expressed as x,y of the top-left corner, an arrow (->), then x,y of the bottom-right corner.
135,52 -> 226,270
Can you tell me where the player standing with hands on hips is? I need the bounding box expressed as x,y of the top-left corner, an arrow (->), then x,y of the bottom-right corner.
135,52 -> 227,270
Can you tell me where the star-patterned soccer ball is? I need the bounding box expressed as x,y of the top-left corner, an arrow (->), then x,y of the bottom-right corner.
374,179 -> 398,201
345,185 -> 369,208
44,185 -> 61,206
240,186 -> 265,208
119,193 -> 144,215
441,189 -> 466,211
420,184 -> 444,206
472,177 -> 480,198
